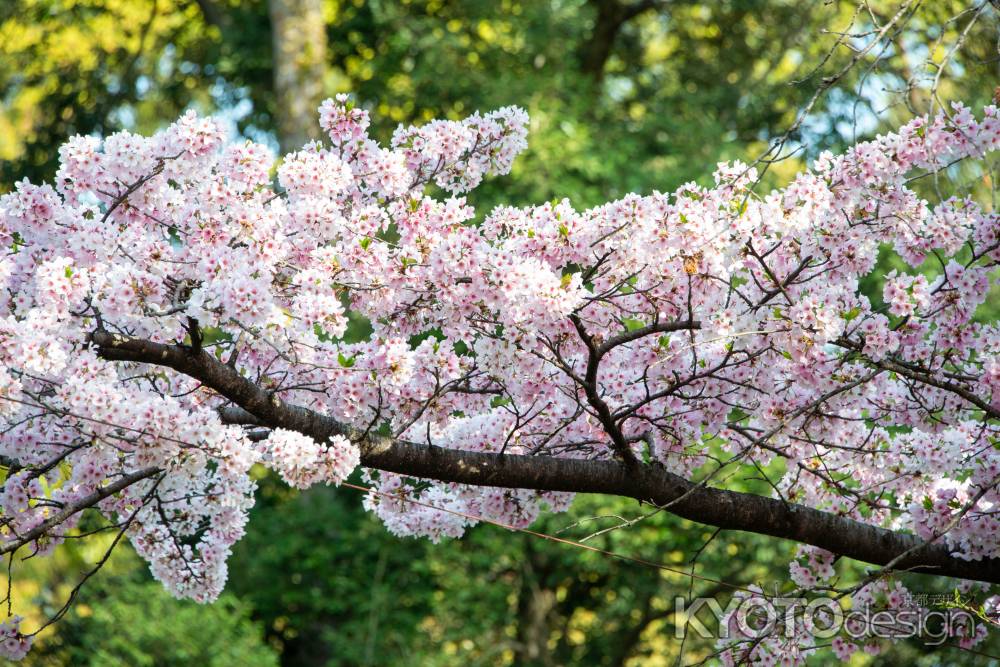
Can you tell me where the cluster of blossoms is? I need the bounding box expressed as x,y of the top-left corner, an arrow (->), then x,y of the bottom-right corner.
1,95 -> 999,661
0,617 -> 30,660
261,429 -> 360,489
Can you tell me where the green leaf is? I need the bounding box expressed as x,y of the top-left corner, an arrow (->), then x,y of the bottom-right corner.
842,307 -> 861,322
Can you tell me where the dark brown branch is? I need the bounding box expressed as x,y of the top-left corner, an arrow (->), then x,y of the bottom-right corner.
90,331 -> 1000,584
570,314 -> 640,464
0,466 -> 161,556
836,336 -> 1000,419
598,319 -> 700,358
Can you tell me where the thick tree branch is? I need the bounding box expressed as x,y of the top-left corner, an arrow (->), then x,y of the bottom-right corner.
89,331 -> 1000,584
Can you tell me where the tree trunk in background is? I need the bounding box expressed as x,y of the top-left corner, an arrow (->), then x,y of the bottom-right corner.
579,0 -> 665,81
268,0 -> 327,152
514,543 -> 557,667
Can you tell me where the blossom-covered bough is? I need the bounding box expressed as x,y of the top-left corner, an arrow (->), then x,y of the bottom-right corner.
1,96 -> 999,661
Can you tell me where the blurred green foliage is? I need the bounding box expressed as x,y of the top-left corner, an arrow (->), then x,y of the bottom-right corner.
19,549 -> 279,666
2,0 -> 999,665
227,471 -> 788,666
